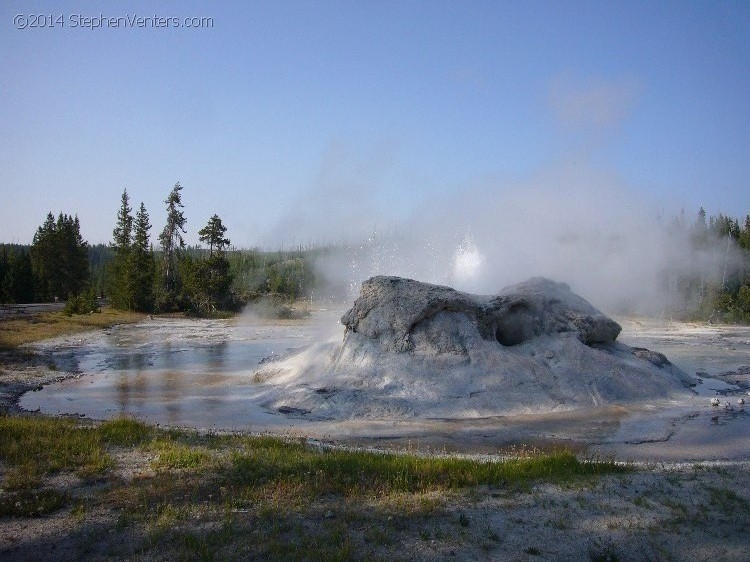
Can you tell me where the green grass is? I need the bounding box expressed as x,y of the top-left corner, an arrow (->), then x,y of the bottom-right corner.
99,417 -> 153,446
0,415 -> 111,484
0,414 -> 629,529
5,413 -> 750,560
705,485 -> 750,515
0,416 -> 629,495
150,441 -> 214,470
0,307 -> 145,349
224,441 -> 627,497
0,488 -> 69,517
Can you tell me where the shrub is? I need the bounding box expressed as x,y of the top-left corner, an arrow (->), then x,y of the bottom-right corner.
64,288 -> 100,316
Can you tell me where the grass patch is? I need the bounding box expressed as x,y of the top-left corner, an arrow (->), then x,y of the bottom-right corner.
1,416 -> 628,497
99,417 -> 153,446
0,307 -> 144,349
224,441 -> 628,498
0,488 -> 69,517
0,415 -> 111,484
4,413 -> 749,559
0,414 -> 629,540
7,416 -> 624,483
150,441 -> 214,470
706,485 -> 750,515
176,522 -> 236,561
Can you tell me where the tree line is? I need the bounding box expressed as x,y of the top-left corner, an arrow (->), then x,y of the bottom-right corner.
0,183 -> 236,316
2,200 -> 749,323
106,182 -> 234,315
665,207 -> 750,323
0,213 -> 91,310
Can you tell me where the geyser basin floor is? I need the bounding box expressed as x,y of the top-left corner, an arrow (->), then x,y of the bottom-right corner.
590,318 -> 750,462
18,314 -> 750,462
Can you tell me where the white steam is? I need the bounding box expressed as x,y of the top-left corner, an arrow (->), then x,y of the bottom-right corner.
451,232 -> 484,290
265,160 -> 743,315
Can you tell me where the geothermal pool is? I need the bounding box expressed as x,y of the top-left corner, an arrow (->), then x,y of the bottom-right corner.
18,313 -> 750,462
19,313 -> 342,431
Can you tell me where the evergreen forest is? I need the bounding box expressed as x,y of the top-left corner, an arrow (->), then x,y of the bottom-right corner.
1,185 -> 749,323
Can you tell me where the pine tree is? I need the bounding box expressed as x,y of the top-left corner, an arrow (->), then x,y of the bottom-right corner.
740,215 -> 750,250
198,214 -> 230,257
30,213 -> 57,300
692,207 -> 709,249
3,251 -> 35,304
30,212 -> 89,302
0,246 -> 8,303
188,214 -> 233,314
156,182 -> 187,310
731,218 -> 741,241
112,189 -> 133,251
108,189 -> 134,309
66,215 -> 90,297
130,202 -> 155,312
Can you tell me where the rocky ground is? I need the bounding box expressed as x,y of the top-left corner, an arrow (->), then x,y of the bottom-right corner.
0,349 -> 81,416
1,349 -> 749,560
3,304 -> 750,560
0,437 -> 748,561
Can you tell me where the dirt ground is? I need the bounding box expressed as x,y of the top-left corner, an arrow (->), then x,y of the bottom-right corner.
2,349 -> 750,561
2,463 -> 749,561
0,349 -> 81,416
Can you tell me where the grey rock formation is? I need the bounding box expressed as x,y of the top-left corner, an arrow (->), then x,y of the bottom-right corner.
255,276 -> 695,420
341,276 -> 622,352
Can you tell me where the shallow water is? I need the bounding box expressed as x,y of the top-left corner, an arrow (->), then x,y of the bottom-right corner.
617,318 -> 750,377
592,319 -> 750,461
20,313 -> 341,431
18,315 -> 750,461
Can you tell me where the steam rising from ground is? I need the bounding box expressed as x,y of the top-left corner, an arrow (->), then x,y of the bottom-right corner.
268,163 -> 744,314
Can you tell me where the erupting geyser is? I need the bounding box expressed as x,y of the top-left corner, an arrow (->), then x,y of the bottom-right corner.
452,234 -> 484,286
254,276 -> 696,419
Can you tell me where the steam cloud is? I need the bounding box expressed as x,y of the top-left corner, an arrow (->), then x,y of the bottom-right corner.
265,160 -> 743,316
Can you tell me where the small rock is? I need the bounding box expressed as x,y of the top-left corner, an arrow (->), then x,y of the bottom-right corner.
544,350 -> 555,359
738,398 -> 745,405
710,397 -> 721,406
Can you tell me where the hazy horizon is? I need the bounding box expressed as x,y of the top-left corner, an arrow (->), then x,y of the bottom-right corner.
2,2 -> 748,249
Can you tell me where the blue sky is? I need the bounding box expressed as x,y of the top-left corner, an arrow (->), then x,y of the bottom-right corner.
1,1 -> 748,246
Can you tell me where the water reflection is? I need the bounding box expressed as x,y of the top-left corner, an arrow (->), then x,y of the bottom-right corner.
20,315 -> 340,430
21,316 -> 750,461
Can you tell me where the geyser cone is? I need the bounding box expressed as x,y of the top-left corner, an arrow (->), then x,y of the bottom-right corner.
254,276 -> 696,420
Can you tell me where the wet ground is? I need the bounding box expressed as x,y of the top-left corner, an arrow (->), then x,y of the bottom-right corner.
591,319 -> 750,462
19,313 -> 340,431
17,314 -> 750,462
